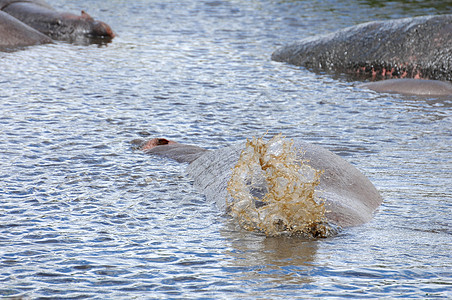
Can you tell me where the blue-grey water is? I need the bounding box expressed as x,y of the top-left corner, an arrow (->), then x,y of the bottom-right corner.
1,0 -> 451,298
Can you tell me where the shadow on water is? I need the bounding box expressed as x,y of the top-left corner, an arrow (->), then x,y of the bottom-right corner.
220,222 -> 319,286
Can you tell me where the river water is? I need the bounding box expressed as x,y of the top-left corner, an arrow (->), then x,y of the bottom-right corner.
1,0 -> 451,298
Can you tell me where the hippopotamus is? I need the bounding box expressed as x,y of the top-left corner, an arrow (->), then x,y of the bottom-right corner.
272,15 -> 452,81
359,79 -> 452,97
0,10 -> 52,50
0,0 -> 114,46
133,136 -> 382,237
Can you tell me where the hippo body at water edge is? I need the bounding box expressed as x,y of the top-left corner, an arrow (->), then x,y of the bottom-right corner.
0,0 -> 114,45
359,79 -> 452,97
133,137 -> 382,235
272,15 -> 452,81
0,10 -> 51,50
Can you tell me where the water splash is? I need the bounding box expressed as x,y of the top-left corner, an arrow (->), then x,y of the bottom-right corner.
227,134 -> 334,238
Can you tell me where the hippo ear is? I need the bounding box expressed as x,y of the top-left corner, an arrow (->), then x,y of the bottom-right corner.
80,10 -> 94,21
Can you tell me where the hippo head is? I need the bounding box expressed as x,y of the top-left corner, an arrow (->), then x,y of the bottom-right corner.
1,1 -> 115,46
78,11 -> 115,39
138,138 -> 178,151
49,11 -> 115,45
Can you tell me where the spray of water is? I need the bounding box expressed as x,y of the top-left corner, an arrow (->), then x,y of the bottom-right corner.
227,134 -> 334,238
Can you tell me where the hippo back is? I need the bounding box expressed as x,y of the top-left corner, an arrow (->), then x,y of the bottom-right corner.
0,0 -> 52,11
359,79 -> 452,96
0,10 -> 51,50
187,140 -> 382,228
272,15 -> 452,81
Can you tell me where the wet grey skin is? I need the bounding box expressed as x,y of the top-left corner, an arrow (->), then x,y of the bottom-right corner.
134,138 -> 383,229
0,10 -> 52,50
0,0 -> 115,43
272,15 -> 452,81
359,79 -> 452,96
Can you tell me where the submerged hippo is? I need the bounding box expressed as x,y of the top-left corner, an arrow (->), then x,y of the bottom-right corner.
359,79 -> 452,97
0,10 -> 52,50
0,0 -> 114,46
272,15 -> 452,81
134,136 -> 382,237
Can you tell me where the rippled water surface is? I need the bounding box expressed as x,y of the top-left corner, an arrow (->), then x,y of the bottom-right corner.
1,0 -> 451,298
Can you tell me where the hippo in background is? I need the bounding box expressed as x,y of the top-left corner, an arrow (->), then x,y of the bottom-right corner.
0,10 -> 52,50
272,15 -> 452,82
0,0 -> 114,50
359,79 -> 452,97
